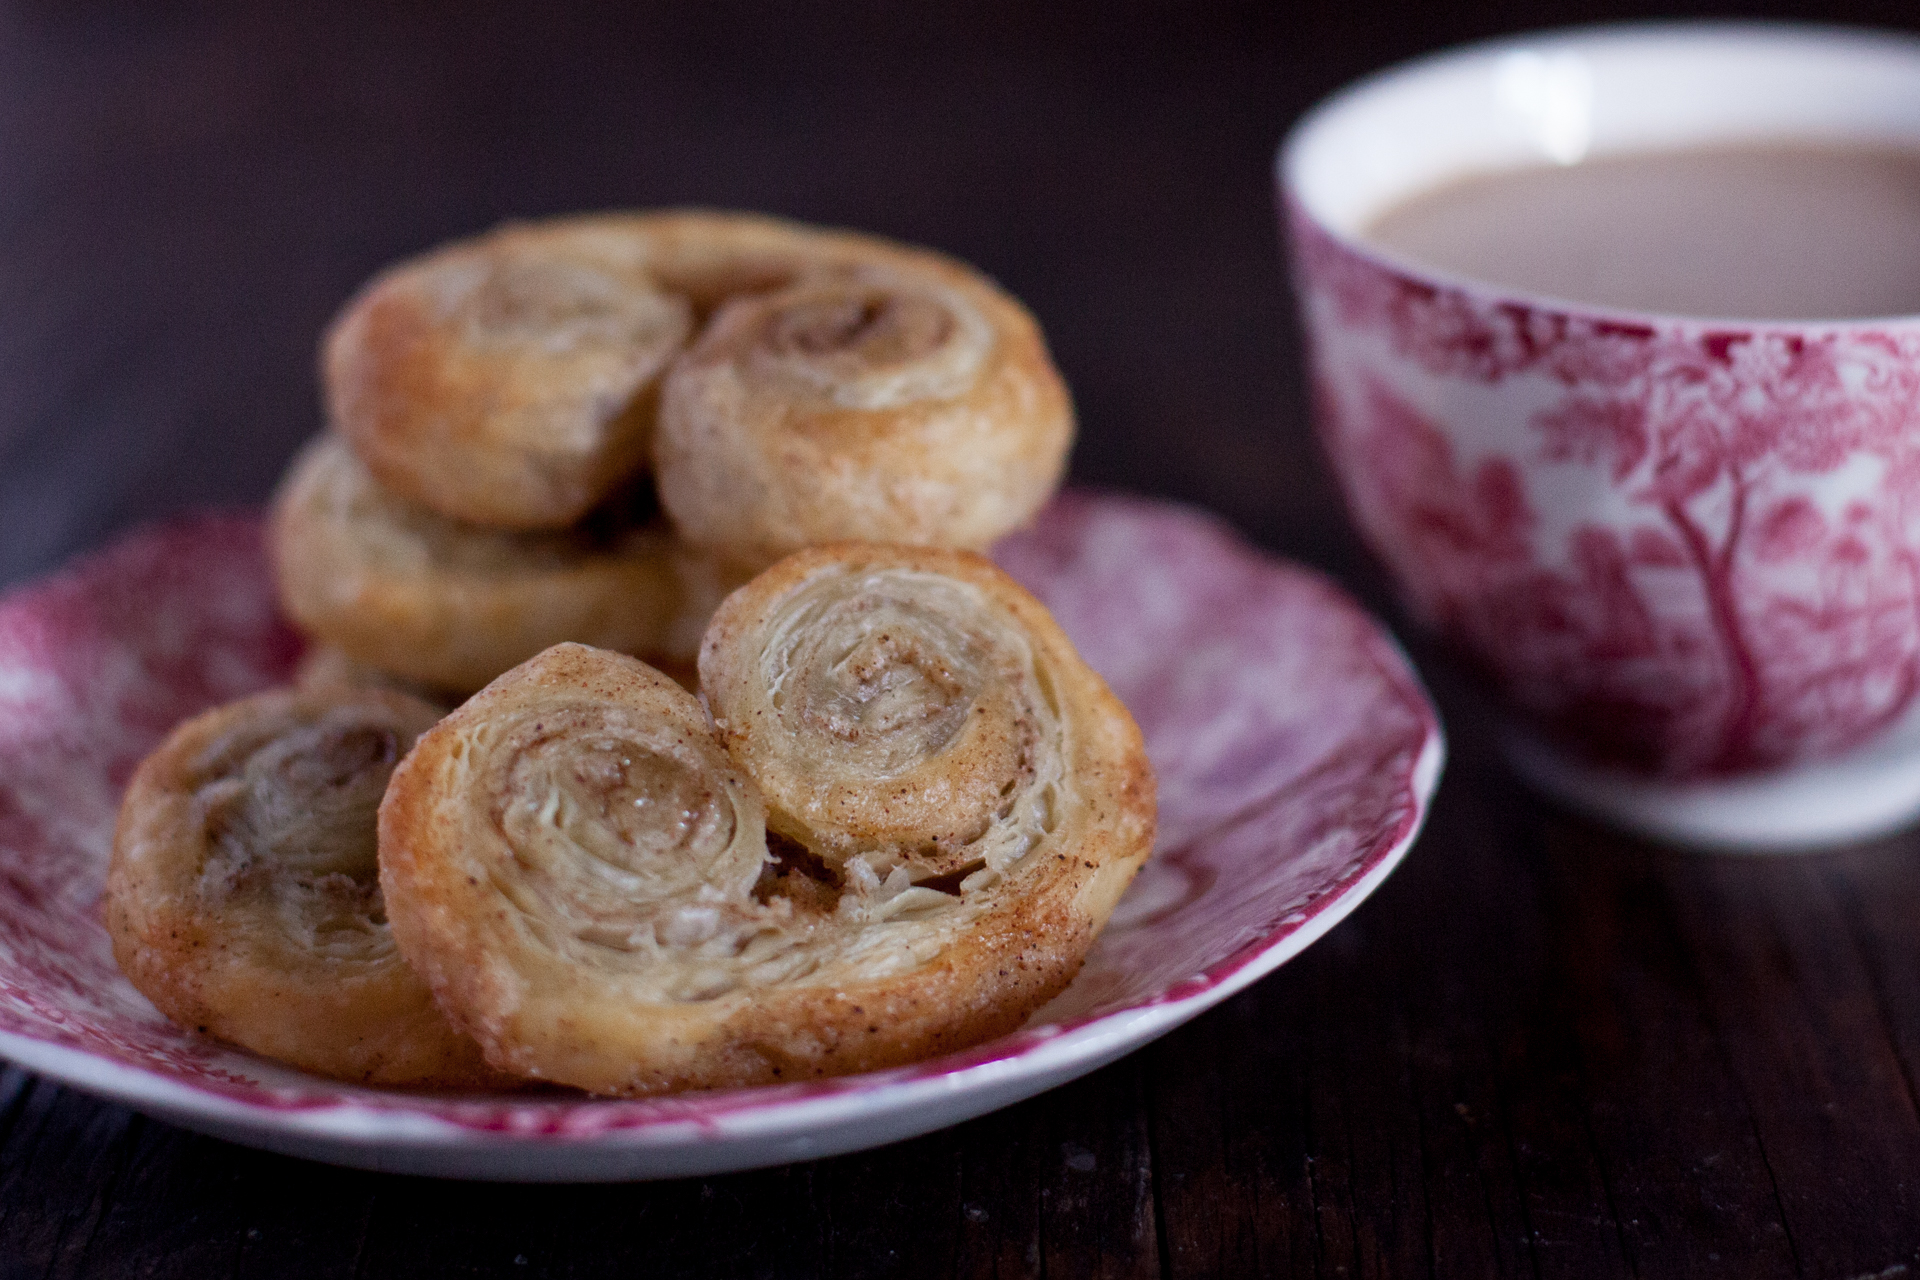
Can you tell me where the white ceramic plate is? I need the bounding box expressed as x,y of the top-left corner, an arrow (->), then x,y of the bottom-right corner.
0,492 -> 1442,1180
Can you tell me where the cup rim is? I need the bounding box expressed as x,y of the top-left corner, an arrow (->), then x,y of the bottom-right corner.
1277,20 -> 1920,332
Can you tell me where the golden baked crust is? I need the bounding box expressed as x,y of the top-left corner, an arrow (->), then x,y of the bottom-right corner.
105,686 -> 509,1087
321,208 -> 1071,544
324,218 -> 694,528
378,548 -> 1152,1095
654,240 -> 1075,571
699,544 -> 1153,890
270,434 -> 712,695
378,644 -> 773,1094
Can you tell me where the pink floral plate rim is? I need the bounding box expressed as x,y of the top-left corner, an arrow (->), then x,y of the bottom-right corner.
0,491 -> 1443,1169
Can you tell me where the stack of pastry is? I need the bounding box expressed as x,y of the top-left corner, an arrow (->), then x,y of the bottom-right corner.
271,210 -> 1075,697
106,212 -> 1156,1096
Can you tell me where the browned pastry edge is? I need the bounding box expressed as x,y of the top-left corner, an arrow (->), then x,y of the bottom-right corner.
105,686 -> 516,1089
269,433 -> 702,695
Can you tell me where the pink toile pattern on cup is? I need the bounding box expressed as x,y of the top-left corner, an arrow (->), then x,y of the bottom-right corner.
1282,24 -> 1920,849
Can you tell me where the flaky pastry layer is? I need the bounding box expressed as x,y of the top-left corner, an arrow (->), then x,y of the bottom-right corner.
105,687 -> 508,1087
270,434 -> 716,695
378,548 -> 1151,1096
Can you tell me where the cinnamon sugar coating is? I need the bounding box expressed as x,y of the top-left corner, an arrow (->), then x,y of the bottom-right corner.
378,548 -> 1151,1096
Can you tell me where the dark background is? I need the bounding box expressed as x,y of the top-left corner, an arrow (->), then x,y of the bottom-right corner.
9,2 -> 1920,1276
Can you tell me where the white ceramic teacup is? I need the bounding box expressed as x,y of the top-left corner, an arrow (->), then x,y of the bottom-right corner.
1281,24 -> 1920,850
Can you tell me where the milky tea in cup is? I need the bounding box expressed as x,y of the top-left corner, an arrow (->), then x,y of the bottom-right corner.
1365,143 -> 1920,320
1282,26 -> 1920,848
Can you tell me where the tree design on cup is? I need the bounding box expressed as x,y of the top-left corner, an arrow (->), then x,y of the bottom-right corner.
1297,217 -> 1920,777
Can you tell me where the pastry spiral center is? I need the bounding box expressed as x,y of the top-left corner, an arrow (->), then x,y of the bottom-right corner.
766,292 -> 953,366
744,280 -> 992,410
748,571 -> 1047,872
494,709 -> 766,956
198,712 -> 402,962
801,606 -> 977,772
509,736 -> 736,879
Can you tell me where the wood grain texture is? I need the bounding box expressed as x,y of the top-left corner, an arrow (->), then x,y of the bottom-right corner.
9,0 -> 1920,1276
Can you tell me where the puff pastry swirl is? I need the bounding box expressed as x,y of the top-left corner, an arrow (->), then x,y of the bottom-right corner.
378,549 -> 1152,1096
655,247 -> 1075,570
105,687 -> 506,1087
322,208 -> 1071,548
324,218 -> 694,528
271,434 -> 704,695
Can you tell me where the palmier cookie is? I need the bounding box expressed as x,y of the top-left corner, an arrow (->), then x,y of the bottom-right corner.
270,434 -> 716,696
106,686 -> 510,1087
323,218 -> 694,528
377,549 -> 1153,1096
653,239 -> 1075,572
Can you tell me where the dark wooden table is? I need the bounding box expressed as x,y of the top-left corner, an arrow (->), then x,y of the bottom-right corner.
7,1 -> 1920,1275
